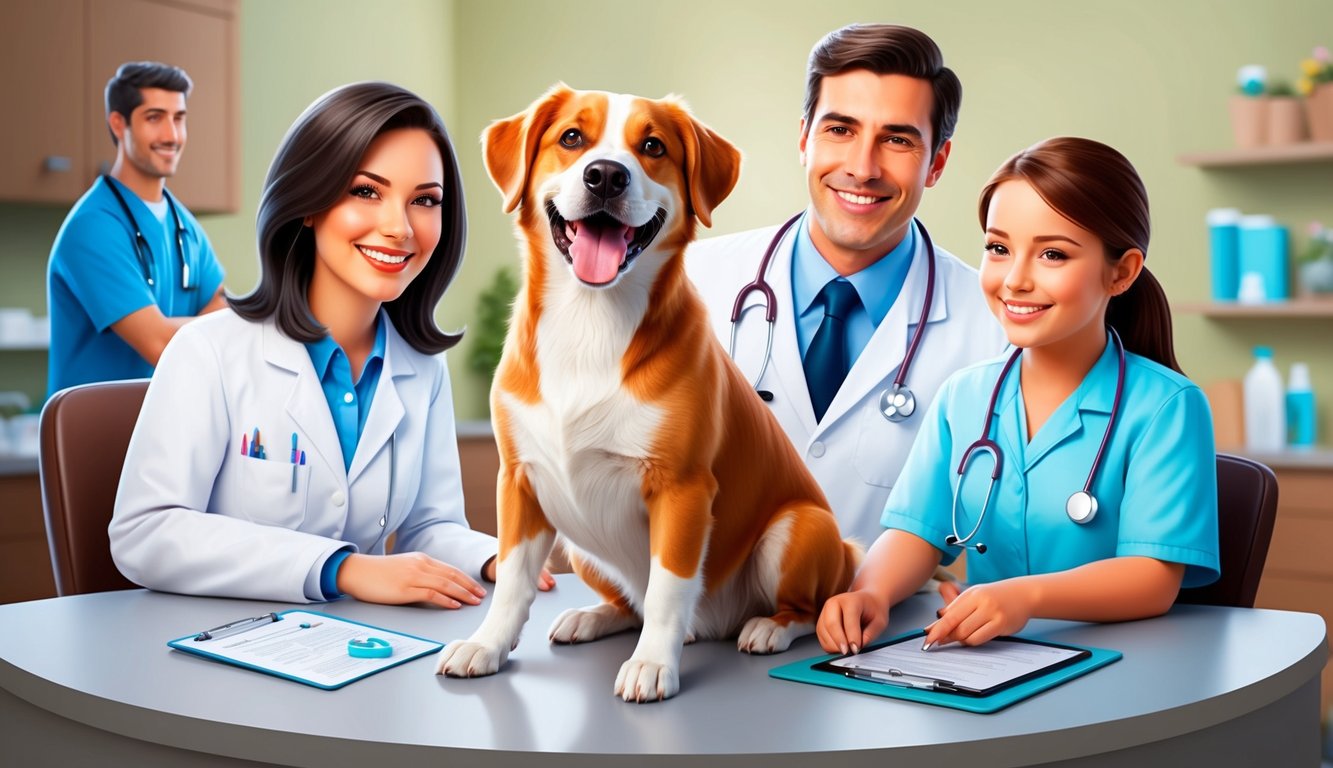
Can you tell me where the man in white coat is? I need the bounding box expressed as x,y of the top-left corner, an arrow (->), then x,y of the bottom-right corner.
687,24 -> 1006,546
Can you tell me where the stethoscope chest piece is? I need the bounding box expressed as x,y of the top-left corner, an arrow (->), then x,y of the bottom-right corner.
880,384 -> 916,422
1065,491 -> 1098,525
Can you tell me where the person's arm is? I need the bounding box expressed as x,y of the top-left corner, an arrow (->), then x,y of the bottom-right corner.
110,287 -> 226,366
817,528 -> 943,654
110,320 -> 347,603
922,557 -> 1183,649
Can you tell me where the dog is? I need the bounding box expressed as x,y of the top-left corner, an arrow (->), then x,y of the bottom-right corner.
434,85 -> 860,702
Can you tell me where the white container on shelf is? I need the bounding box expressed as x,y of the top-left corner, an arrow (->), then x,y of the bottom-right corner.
1243,346 -> 1287,452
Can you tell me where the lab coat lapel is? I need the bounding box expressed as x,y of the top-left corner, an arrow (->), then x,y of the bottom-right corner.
347,317 -> 412,484
263,321 -> 342,480
817,230 -> 939,432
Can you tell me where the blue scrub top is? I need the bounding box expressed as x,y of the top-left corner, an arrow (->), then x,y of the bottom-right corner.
883,334 -> 1221,589
46,176 -> 225,396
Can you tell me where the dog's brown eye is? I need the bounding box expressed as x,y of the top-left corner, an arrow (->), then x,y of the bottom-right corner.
641,137 -> 665,158
560,129 -> 583,148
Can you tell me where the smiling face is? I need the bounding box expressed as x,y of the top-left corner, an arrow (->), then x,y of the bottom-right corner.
307,127 -> 445,317
980,179 -> 1140,357
111,87 -> 187,189
483,86 -> 739,290
799,70 -> 949,275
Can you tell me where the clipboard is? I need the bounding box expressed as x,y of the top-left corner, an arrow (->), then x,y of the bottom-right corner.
167,609 -> 443,690
770,630 -> 1121,713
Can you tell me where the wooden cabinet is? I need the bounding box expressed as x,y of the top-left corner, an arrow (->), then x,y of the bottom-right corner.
0,0 -> 238,213
0,471 -> 55,604
1254,465 -> 1333,714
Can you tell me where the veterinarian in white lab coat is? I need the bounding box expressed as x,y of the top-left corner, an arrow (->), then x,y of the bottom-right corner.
687,25 -> 1005,545
112,83 -> 552,606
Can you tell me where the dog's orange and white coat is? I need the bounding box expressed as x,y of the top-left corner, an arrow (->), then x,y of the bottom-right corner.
435,86 -> 859,702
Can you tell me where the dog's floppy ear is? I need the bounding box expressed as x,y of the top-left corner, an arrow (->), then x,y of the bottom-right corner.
677,106 -> 741,229
483,83 -> 573,214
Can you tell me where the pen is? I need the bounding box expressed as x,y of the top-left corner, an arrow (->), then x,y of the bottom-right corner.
193,612 -> 280,641
845,667 -> 959,693
290,432 -> 299,493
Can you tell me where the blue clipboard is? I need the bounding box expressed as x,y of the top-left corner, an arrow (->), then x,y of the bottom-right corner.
168,609 -> 443,690
770,631 -> 1121,714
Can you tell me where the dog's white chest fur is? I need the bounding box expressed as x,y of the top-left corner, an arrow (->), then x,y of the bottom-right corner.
500,275 -> 663,582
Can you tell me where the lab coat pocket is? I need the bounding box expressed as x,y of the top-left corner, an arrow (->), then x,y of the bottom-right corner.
236,457 -> 310,529
853,402 -> 909,488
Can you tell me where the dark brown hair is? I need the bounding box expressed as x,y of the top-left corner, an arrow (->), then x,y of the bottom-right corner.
977,136 -> 1181,373
230,81 -> 466,354
802,24 -> 961,157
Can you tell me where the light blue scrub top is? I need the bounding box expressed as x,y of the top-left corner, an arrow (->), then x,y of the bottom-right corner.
883,333 -> 1221,589
47,176 -> 225,396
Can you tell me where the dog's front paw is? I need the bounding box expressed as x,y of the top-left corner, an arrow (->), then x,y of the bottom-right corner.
435,639 -> 506,677
549,604 -> 637,644
737,616 -> 805,654
613,657 -> 679,702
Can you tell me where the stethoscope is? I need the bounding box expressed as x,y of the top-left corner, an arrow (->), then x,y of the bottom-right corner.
946,327 -> 1127,554
727,212 -> 936,422
102,175 -> 195,290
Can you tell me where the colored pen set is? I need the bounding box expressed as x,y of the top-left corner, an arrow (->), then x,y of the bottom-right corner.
239,428 -> 305,493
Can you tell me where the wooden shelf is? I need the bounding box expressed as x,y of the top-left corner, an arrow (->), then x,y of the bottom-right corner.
1177,142 -> 1333,167
1178,298 -> 1333,318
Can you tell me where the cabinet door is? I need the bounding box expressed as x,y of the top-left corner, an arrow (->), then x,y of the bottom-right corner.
87,0 -> 238,213
0,0 -> 89,204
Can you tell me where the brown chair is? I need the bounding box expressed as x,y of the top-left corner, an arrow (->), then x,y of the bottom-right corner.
39,379 -> 149,596
1175,453 -> 1279,609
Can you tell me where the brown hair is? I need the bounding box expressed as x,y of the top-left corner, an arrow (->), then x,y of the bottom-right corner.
229,82 -> 466,354
802,24 -> 961,157
977,136 -> 1181,374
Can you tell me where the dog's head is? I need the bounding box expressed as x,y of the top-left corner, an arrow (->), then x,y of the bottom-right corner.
483,84 -> 740,289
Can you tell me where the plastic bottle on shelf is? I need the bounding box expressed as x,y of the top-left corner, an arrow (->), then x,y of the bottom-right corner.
1243,346 -> 1286,453
1286,362 -> 1317,448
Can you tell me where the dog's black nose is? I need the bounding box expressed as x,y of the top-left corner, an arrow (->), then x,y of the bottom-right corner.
583,160 -> 630,200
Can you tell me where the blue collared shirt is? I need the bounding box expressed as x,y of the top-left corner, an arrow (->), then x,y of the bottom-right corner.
304,315 -> 387,473
791,214 -> 915,362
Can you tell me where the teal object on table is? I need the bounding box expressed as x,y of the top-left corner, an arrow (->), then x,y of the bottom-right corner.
769,631 -> 1122,714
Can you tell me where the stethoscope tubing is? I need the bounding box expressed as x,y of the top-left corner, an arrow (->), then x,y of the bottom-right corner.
728,212 -> 936,412
102,175 -> 194,290
949,328 -> 1127,551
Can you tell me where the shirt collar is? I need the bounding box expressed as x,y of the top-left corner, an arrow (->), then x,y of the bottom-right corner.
305,313 -> 387,383
791,213 -> 917,325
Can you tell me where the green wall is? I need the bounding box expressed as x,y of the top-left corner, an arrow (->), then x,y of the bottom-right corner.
1,0 -> 1330,443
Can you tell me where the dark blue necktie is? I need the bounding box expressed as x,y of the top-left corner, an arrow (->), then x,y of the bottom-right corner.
804,279 -> 860,422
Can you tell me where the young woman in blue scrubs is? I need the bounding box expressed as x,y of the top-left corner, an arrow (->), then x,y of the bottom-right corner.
817,137 -> 1219,654
112,82 -> 552,607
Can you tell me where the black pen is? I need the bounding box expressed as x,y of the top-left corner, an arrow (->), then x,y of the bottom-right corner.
193,612 -> 280,641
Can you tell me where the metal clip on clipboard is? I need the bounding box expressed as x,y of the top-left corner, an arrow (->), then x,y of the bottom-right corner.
843,666 -> 964,694
193,612 -> 280,641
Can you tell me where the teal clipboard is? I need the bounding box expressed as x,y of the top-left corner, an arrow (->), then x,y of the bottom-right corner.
168,609 -> 443,690
770,631 -> 1121,714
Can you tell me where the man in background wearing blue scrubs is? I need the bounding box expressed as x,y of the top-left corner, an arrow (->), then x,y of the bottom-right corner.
46,61 -> 226,396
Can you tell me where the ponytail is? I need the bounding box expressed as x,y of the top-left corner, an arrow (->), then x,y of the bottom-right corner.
1106,266 -> 1181,375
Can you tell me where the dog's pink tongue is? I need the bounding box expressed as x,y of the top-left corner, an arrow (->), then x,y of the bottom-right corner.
570,220 -> 633,285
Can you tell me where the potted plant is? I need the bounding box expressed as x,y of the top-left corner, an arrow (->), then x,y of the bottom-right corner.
1297,222 -> 1333,297
466,266 -> 519,395
1265,81 -> 1307,145
1298,46 -> 1333,142
1230,65 -> 1269,148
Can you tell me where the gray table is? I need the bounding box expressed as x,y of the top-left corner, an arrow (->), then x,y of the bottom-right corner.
0,576 -> 1325,767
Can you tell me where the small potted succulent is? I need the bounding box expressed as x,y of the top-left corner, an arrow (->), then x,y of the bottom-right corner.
1230,65 -> 1269,147
1297,222 -> 1333,297
1297,46 -> 1333,142
1265,81 -> 1307,145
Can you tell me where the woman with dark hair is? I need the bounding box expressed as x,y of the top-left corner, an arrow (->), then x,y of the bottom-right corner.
112,82 -> 552,606
817,137 -> 1219,654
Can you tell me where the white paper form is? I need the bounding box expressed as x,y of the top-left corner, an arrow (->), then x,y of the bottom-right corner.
171,610 -> 441,689
830,637 -> 1083,693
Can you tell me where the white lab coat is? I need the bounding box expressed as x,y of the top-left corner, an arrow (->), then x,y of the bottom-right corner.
110,309 -> 496,603
685,218 -> 1007,545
